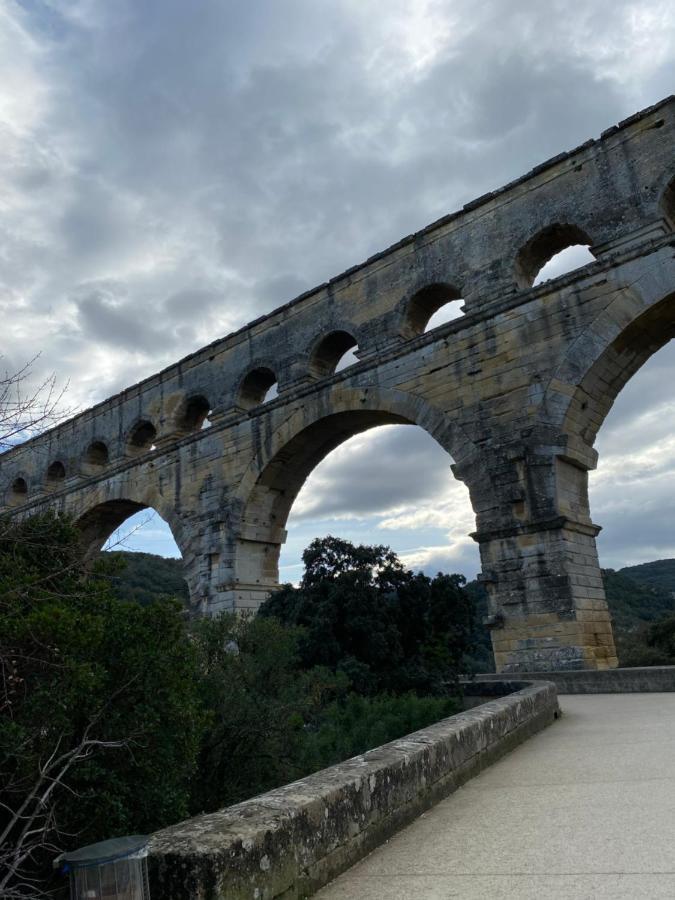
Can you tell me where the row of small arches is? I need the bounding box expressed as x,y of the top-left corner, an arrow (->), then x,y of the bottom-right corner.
8,195 -> 674,507
6,396 -> 213,505
131,224 -> 603,418
1,228 -> 612,504
171,222 -> 630,415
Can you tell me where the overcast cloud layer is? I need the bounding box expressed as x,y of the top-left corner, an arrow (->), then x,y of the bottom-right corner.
2,0 -> 675,577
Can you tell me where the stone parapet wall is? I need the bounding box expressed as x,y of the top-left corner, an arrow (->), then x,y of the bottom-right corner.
148,681 -> 558,899
471,666 -> 675,694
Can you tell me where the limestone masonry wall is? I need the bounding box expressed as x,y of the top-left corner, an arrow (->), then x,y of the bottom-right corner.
2,96 -> 674,672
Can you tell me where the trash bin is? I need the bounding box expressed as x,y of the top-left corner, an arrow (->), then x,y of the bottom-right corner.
56,834 -> 150,899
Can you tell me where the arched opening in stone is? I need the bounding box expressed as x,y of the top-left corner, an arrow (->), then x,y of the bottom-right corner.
562,292 -> 675,663
516,224 -> 595,288
405,283 -> 464,337
46,460 -> 66,484
279,424 -> 479,586
85,440 -> 109,467
533,245 -> 596,286
76,500 -> 189,607
178,394 -> 212,431
309,330 -> 359,378
127,420 -> 157,455
238,410 -> 480,608
574,292 -> 675,568
661,175 -> 675,230
8,476 -> 27,505
238,367 -> 278,409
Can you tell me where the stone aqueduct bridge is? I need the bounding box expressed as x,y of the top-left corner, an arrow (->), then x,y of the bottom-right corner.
2,97 -> 675,673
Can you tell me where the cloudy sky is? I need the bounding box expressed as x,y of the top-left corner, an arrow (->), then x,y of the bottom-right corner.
2,0 -> 675,579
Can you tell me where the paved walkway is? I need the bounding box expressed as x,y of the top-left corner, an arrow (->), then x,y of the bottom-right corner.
316,693 -> 675,899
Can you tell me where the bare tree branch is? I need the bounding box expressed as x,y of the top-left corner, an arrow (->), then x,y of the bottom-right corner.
0,354 -> 73,452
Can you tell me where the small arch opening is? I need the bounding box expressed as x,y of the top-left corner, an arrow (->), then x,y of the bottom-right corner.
9,476 -> 27,505
406,283 -> 464,337
179,395 -> 212,431
46,460 -> 66,483
533,245 -> 596,286
127,420 -> 157,455
239,367 -> 278,409
661,176 -> 675,230
310,330 -> 359,378
76,500 -> 189,606
516,224 -> 595,288
85,440 -> 109,467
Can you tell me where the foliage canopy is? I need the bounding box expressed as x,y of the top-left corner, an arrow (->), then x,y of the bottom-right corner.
260,535 -> 475,695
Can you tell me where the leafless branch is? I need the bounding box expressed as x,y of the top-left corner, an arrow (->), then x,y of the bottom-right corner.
0,354 -> 73,452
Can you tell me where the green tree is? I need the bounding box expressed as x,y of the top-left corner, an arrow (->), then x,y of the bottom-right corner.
0,513 -> 204,897
188,612 -> 347,812
617,613 -> 675,667
259,536 -> 475,696
104,550 -> 189,607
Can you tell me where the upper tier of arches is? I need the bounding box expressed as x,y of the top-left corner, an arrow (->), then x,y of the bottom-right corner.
2,114 -> 673,506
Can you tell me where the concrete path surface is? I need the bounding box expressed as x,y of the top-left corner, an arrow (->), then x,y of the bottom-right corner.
316,693 -> 675,899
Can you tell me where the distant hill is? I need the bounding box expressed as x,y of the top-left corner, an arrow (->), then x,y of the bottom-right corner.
102,550 -> 189,606
618,559 -> 675,596
602,567 -> 675,631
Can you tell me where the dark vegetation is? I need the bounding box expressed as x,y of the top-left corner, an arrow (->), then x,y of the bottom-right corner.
7,505 -> 675,896
104,546 -> 675,671
105,549 -> 189,606
619,558 -> 675,595
259,536 -> 475,695
602,561 -> 675,666
1,520 -> 469,897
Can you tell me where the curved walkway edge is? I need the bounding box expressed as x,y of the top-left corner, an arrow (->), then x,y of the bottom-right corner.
148,682 -> 558,898
317,693 -> 675,900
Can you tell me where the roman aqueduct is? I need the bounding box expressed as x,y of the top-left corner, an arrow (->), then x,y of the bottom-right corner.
2,96 -> 674,672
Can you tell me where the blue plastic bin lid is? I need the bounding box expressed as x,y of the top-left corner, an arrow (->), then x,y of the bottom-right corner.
60,835 -> 149,869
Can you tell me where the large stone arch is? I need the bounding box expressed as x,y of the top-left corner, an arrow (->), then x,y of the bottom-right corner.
229,386 -> 490,600
540,258 -> 675,457
74,496 -> 188,557
535,283 -> 675,544
71,488 -> 199,599
3,98 -> 672,671
561,291 -> 675,447
483,279 -> 675,674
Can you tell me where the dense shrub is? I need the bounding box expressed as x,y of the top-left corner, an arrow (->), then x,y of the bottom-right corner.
1,523 -> 475,896
300,692 -> 460,772
0,514 -> 204,896
188,613 -> 345,812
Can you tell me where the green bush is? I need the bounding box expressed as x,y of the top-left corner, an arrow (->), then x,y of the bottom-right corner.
0,514 -> 204,896
1,521 -> 472,896
300,692 -> 460,772
187,613 -> 346,812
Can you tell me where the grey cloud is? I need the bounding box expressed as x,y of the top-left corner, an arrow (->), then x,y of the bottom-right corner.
596,499 -> 675,570
405,545 -> 481,582
164,288 -> 224,320
254,275 -> 310,308
291,425 -> 456,521
596,343 -> 675,455
74,286 -> 192,353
